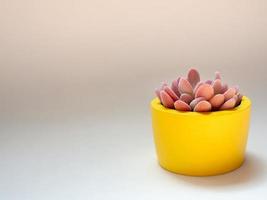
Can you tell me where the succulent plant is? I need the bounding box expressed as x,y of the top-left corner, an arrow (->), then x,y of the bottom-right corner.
155,69 -> 243,112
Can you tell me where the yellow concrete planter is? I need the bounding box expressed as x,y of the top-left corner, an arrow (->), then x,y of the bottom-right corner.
151,96 -> 251,176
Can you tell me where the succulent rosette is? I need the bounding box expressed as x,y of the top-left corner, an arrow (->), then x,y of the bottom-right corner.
155,69 -> 243,112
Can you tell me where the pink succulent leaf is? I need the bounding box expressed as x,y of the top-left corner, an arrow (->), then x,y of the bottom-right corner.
160,90 -> 174,108
224,87 -> 237,101
220,97 -> 237,110
194,100 -> 212,112
178,78 -> 193,95
233,94 -> 238,101
205,80 -> 213,85
180,93 -> 194,104
190,97 -> 205,109
193,81 -> 204,93
174,100 -> 192,111
235,93 -> 243,106
164,86 -> 179,101
171,79 -> 181,97
215,71 -> 221,80
161,81 -> 168,89
209,94 -> 225,109
221,83 -> 228,94
233,85 -> 239,93
177,77 -> 181,97
155,88 -> 162,101
195,83 -> 214,100
212,79 -> 222,94
187,68 -> 200,88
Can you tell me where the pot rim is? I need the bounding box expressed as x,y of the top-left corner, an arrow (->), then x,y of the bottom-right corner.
151,96 -> 251,117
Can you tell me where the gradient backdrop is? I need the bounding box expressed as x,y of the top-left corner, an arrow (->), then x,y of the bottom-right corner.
0,0 -> 267,199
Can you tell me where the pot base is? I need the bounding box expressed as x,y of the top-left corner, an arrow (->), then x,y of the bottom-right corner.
158,158 -> 245,176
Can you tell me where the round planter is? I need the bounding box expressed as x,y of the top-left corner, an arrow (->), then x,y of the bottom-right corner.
151,96 -> 251,176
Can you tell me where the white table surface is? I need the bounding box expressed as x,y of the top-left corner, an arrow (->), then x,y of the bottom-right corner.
1,104 -> 266,200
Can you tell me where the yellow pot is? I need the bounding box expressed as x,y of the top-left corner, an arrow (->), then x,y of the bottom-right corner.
151,96 -> 251,176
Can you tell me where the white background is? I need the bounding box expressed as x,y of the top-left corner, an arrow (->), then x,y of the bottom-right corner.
0,0 -> 267,199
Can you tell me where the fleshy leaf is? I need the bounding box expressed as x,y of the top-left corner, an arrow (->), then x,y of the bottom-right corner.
205,80 -> 213,85
233,85 -> 239,93
235,93 -> 243,106
209,94 -> 224,109
178,78 -> 193,95
194,100 -> 212,112
221,83 -> 228,94
187,68 -> 200,88
160,91 -> 174,108
161,81 -> 168,89
177,77 -> 181,85
180,93 -> 193,104
174,100 -> 192,111
171,79 -> 180,97
212,79 -> 222,94
164,86 -> 179,101
190,97 -> 205,109
215,71 -> 221,80
220,97 -> 236,110
224,87 -> 237,101
193,81 -> 204,94
195,83 -> 214,100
